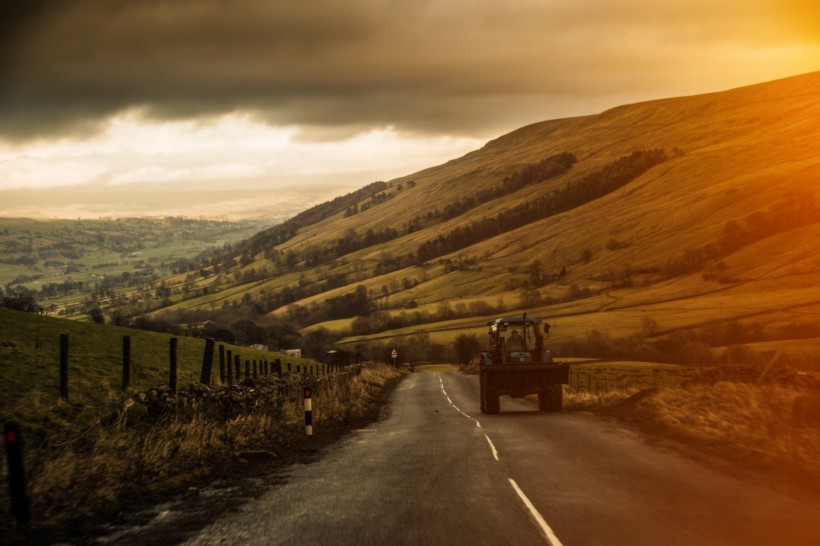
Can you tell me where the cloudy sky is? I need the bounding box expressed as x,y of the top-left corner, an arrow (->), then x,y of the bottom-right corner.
1,0 -> 818,216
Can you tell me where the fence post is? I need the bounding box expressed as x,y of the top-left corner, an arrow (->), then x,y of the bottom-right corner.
245,360 -> 250,379
59,333 -> 69,400
234,355 -> 241,381
200,338 -> 215,385
169,338 -> 178,393
253,360 -> 258,378
4,420 -> 29,526
275,359 -> 282,377
226,349 -> 233,385
219,345 -> 226,383
122,335 -> 131,392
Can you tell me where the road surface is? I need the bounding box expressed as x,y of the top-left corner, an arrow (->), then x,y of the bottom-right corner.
183,370 -> 820,546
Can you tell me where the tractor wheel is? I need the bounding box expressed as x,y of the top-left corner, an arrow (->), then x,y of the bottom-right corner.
539,384 -> 563,412
485,389 -> 500,414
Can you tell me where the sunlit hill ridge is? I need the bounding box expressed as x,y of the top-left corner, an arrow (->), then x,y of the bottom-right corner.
50,71 -> 820,367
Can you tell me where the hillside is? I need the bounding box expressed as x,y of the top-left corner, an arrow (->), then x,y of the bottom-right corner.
70,71 -> 820,367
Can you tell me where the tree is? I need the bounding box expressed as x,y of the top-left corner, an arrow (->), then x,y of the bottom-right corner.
212,328 -> 236,344
437,301 -> 453,320
231,319 -> 265,345
719,220 -> 747,253
88,308 -> 105,324
1,293 -> 41,313
266,320 -> 301,351
519,286 -> 540,307
528,260 -> 544,287
453,334 -> 483,366
641,317 -> 659,338
302,328 -> 339,360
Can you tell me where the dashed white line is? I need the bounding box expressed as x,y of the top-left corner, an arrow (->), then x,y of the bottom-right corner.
437,372 -> 560,544
459,409 -> 481,427
509,479 -> 564,546
439,376 -> 483,428
484,434 -> 499,461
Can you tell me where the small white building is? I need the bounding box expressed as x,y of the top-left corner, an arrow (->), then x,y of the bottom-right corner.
284,348 -> 302,358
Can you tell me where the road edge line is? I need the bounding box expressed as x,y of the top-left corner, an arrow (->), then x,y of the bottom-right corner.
484,434 -> 499,461
509,478 -> 564,546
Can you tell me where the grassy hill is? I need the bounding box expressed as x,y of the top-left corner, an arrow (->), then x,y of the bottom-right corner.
0,306 -> 393,538
0,308 -> 314,416
67,71 -> 820,368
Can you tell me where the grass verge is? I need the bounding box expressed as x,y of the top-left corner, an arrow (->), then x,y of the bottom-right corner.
2,363 -> 400,544
566,377 -> 820,490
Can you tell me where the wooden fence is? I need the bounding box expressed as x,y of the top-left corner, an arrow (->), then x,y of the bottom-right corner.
55,333 -> 342,400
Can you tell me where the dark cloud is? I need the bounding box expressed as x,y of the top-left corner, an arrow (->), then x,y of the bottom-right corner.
0,0 -> 813,141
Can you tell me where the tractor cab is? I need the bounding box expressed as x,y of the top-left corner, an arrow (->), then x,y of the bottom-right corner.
484,316 -> 552,364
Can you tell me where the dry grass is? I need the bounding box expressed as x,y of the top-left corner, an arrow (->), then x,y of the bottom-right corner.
564,387 -> 644,410
631,382 -> 820,466
2,364 -> 399,535
312,364 -> 399,424
567,380 -> 820,485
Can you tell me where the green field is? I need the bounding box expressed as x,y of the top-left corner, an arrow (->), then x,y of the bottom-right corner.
0,308 -> 321,417
0,216 -> 267,315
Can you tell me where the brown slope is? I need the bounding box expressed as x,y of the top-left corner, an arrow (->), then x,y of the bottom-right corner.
167,71 -> 820,363
283,70 -> 819,252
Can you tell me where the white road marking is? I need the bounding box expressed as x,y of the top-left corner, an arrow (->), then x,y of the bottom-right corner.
439,376 -> 483,428
459,409 -> 481,427
509,479 -> 564,546
484,434 -> 499,461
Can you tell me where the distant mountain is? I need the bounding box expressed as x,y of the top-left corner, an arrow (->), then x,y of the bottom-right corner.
119,71 -> 820,366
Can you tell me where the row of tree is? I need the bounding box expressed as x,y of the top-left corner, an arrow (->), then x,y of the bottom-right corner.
239,181 -> 389,257
665,190 -> 820,278
413,150 -> 667,264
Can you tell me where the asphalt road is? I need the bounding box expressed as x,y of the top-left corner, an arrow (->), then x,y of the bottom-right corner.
184,370 -> 820,546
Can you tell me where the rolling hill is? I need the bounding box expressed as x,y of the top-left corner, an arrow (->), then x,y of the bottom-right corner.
92,71 -> 820,367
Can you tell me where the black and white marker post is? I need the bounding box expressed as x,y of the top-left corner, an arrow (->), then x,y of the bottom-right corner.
304,386 -> 313,436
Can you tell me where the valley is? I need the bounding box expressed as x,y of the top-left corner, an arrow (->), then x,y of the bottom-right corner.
27,71 -> 818,370
2,70 -> 820,543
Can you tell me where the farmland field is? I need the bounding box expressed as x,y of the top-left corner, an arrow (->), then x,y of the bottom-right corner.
0,217 -> 269,316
